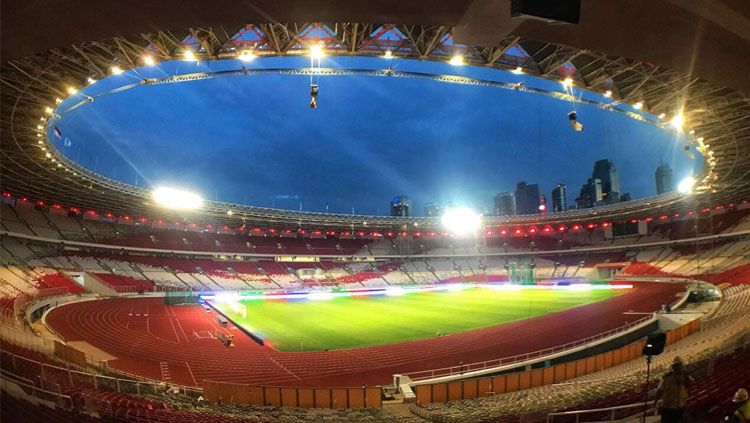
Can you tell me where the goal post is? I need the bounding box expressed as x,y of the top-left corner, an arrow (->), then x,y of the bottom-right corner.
509,261 -> 534,285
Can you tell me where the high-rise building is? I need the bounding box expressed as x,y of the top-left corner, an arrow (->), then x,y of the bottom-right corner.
390,195 -> 410,217
575,178 -> 602,209
592,159 -> 621,203
551,184 -> 567,212
655,164 -> 674,194
424,202 -> 444,217
515,182 -> 540,214
493,192 -> 516,216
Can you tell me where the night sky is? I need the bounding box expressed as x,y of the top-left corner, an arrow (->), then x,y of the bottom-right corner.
51,56 -> 696,216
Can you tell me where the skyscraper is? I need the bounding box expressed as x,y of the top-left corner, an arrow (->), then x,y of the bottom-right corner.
592,159 -> 621,204
390,195 -> 410,217
515,182 -> 540,214
655,164 -> 674,194
493,192 -> 516,216
551,184 -> 567,212
575,178 -> 602,209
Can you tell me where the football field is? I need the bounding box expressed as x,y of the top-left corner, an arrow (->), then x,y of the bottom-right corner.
208,287 -> 622,352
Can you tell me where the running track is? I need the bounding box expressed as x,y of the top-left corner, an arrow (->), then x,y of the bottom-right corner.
45,282 -> 681,387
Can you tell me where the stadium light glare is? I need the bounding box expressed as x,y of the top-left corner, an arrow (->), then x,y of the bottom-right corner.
670,113 -> 684,130
603,90 -> 612,98
238,50 -> 256,61
86,77 -> 97,85
449,55 -> 464,66
66,87 -> 78,95
183,50 -> 196,61
143,55 -> 156,66
385,287 -> 406,296
383,50 -> 393,59
441,207 -> 481,236
44,107 -> 53,115
152,187 -> 203,209
561,77 -> 574,88
309,45 -> 325,59
110,66 -> 123,75
511,66 -> 524,74
633,101 -> 643,110
55,98 -> 62,104
677,176 -> 696,194
308,292 -> 334,301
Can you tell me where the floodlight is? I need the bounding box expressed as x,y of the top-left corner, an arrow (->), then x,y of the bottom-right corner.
44,107 -> 53,115
633,101 -> 643,110
449,55 -> 464,66
86,77 -> 97,85
152,187 -> 203,209
603,90 -> 612,98
55,98 -> 62,104
669,113 -> 684,130
561,77 -> 574,88
110,66 -> 123,75
309,45 -> 325,59
143,55 -> 156,66
238,51 -> 256,61
677,176 -> 696,194
511,66 -> 524,74
183,50 -> 196,61
441,207 -> 481,236
383,50 -> 393,59
67,87 -> 78,95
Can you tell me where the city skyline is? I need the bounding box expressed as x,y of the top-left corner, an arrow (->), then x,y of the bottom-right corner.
398,157 -> 672,217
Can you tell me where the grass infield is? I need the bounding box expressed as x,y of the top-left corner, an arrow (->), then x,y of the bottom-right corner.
208,287 -> 621,352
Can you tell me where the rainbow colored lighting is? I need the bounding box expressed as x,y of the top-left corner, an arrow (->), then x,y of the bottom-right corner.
200,281 -> 632,303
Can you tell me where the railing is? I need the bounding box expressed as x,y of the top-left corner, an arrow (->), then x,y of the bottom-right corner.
1,375 -> 75,410
0,346 -> 202,397
406,314 -> 655,382
0,323 -> 55,354
545,402 -> 657,423
1,292 -> 204,397
13,287 -> 73,320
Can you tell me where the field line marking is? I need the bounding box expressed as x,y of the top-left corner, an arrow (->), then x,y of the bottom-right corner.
265,355 -> 301,380
185,361 -> 198,386
168,313 -> 181,343
174,315 -> 190,343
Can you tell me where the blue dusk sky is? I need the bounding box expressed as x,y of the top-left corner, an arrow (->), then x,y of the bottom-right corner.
50,56 -> 697,216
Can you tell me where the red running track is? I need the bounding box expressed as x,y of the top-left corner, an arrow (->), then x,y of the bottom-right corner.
45,282 -> 681,388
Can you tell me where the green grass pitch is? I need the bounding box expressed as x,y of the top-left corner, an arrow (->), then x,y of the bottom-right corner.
209,287 -> 621,352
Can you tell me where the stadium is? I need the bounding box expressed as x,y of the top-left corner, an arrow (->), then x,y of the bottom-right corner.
1,1 -> 750,422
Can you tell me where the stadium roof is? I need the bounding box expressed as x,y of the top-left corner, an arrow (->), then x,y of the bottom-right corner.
1,0 -> 749,229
